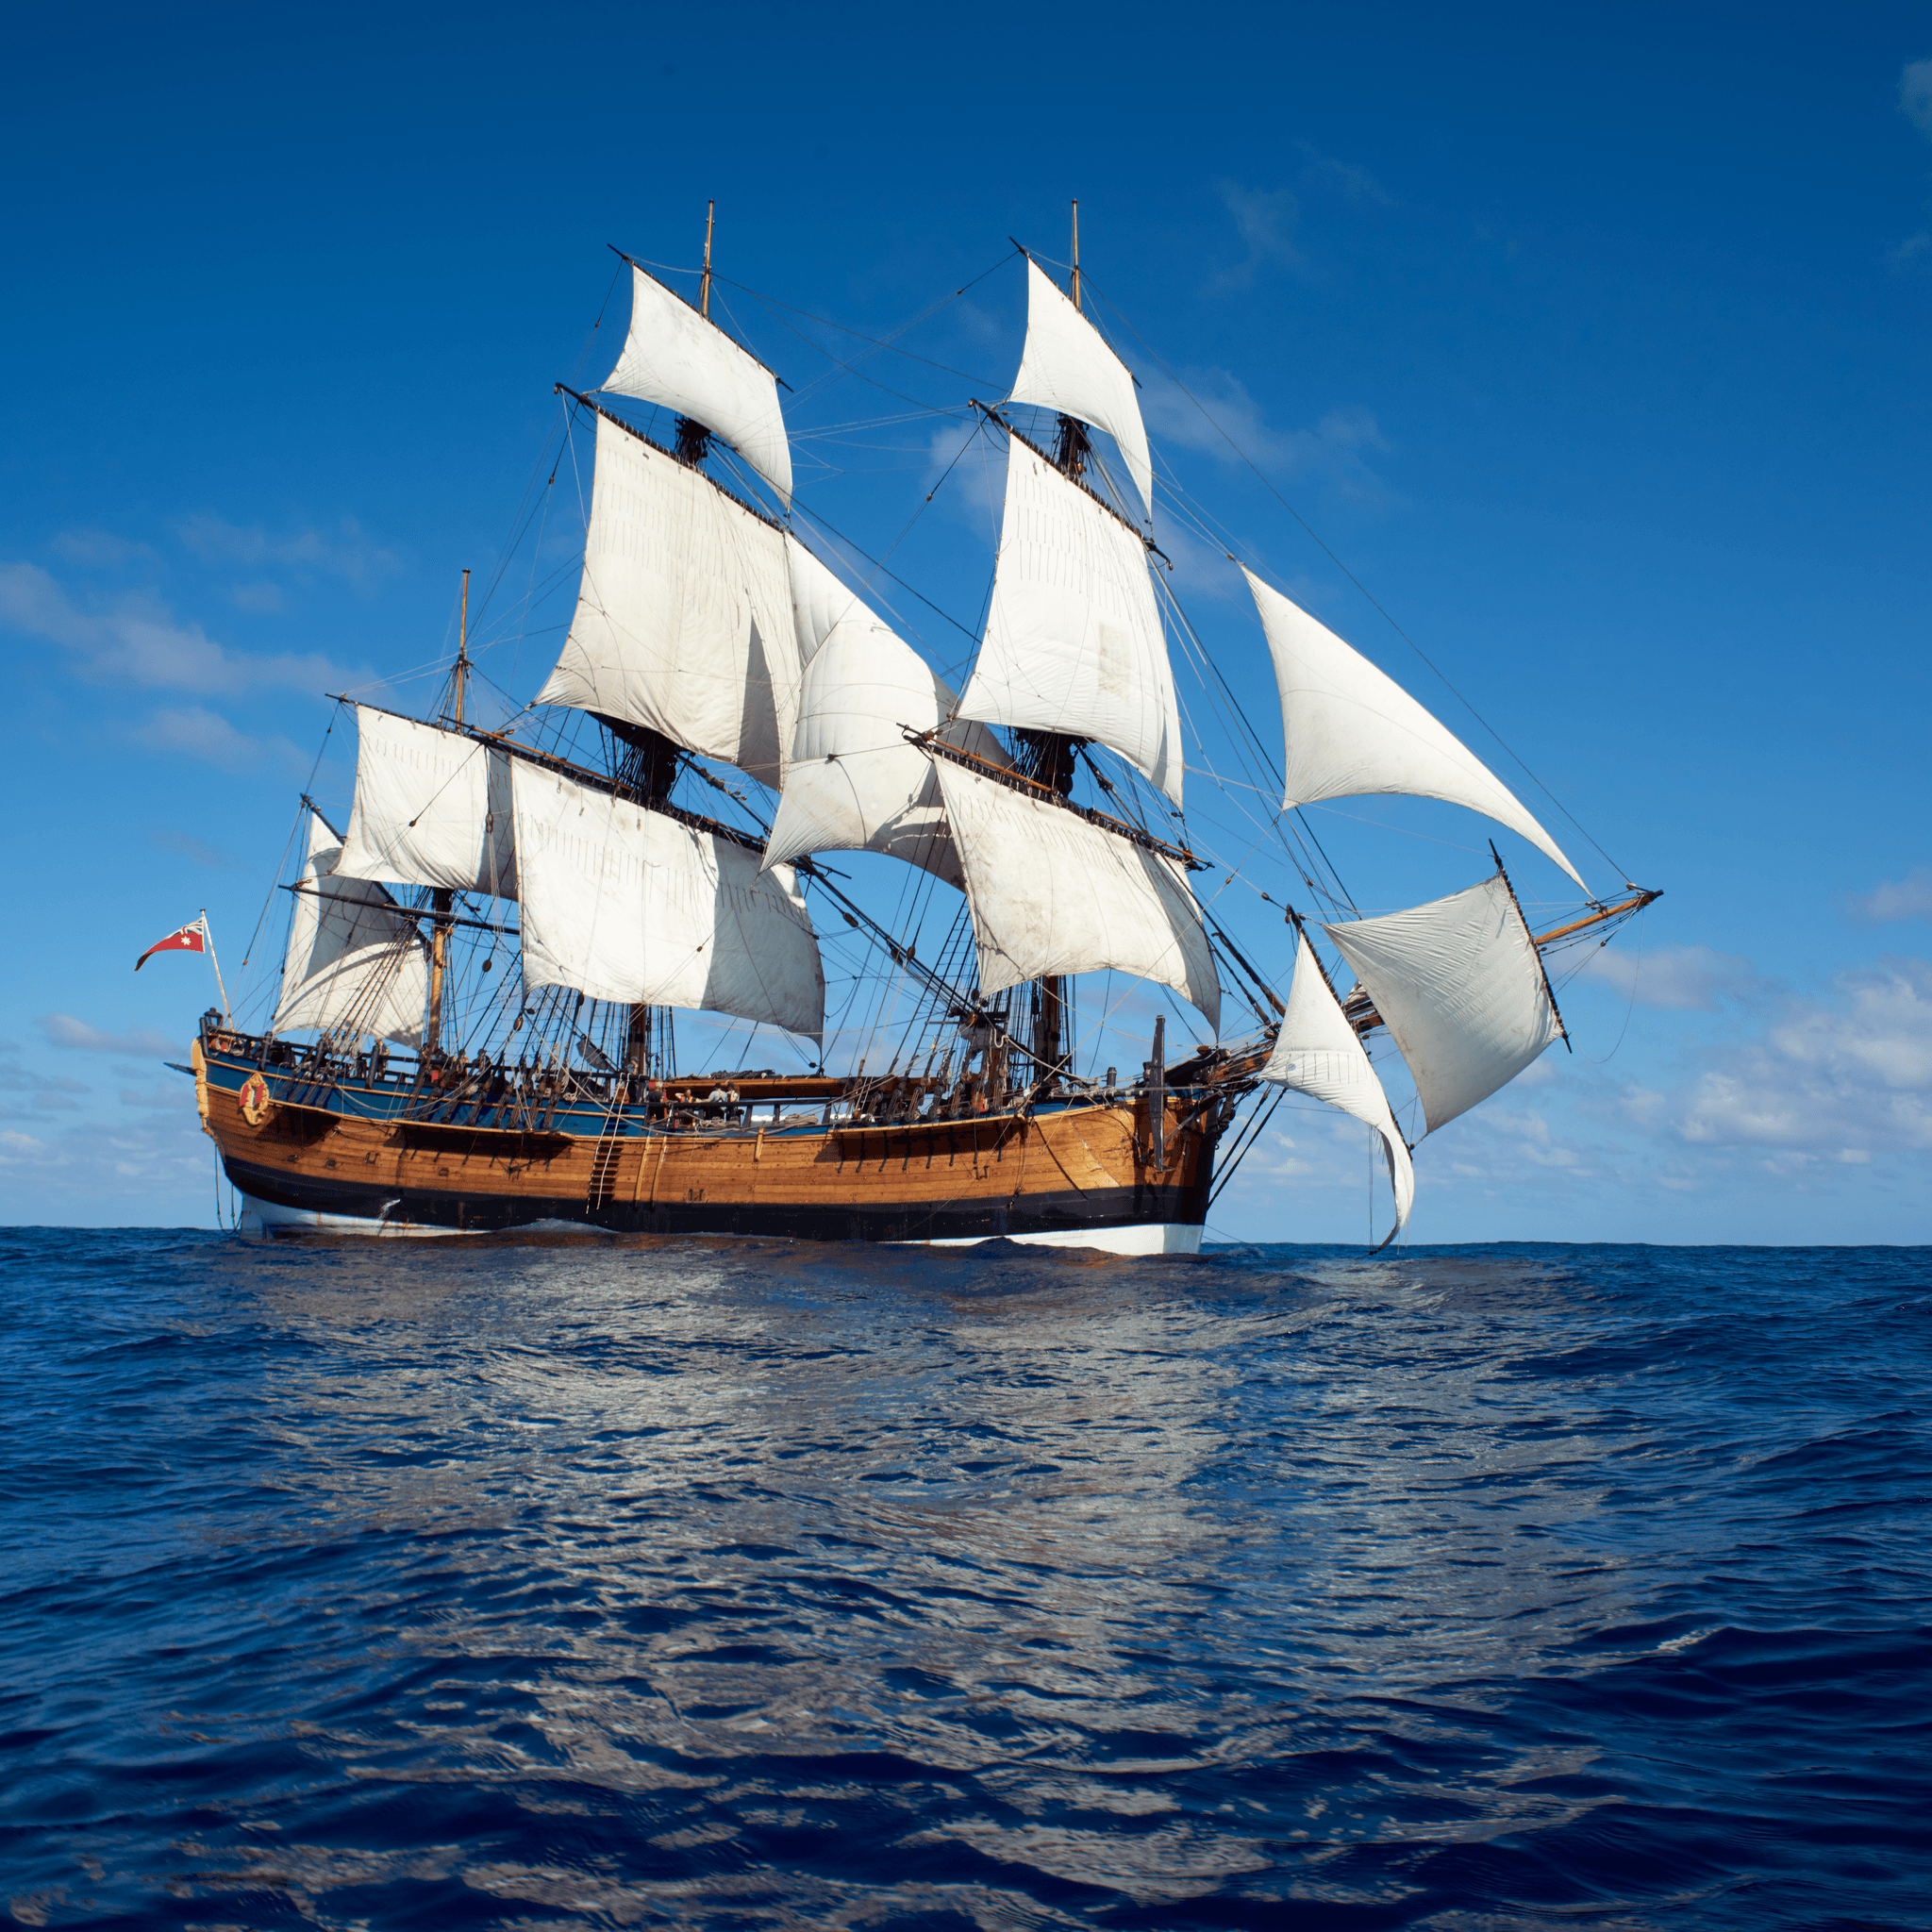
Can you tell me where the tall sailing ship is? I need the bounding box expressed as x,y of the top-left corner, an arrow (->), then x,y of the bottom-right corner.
188,215 -> 1656,1251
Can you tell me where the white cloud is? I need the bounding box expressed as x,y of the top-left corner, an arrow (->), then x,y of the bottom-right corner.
0,560 -> 346,694
1208,182 -> 1307,291
40,1013 -> 186,1058
1676,956 -> 1932,1154
1138,370 -> 1391,501
229,580 -> 287,614
150,827 -> 246,872
131,705 -> 302,775
176,513 -> 400,589
1571,941 -> 1766,1010
1299,149 -> 1395,210
52,528 -> 158,569
1837,865 -> 1932,925
1903,58 -> 1932,139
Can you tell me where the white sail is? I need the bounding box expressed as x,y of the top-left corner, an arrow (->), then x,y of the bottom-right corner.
1007,256 -> 1154,521
1241,569 -> 1586,891
601,263 -> 792,508
933,760 -> 1219,1030
511,763 -> 824,1039
274,812 -> 428,1047
1261,929 -> 1413,1245
1324,873 -> 1563,1135
958,438 -> 1182,806
537,414 -> 799,789
335,707 -> 517,900
763,542 -> 1005,887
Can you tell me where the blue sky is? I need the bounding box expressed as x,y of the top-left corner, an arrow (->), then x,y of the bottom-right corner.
3,3 -> 1927,1241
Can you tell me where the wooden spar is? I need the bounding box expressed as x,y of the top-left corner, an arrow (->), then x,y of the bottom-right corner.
912,732 -> 1205,871
701,199 -> 715,319
281,881 -> 514,939
1070,200 -> 1080,310
1531,889 -> 1661,948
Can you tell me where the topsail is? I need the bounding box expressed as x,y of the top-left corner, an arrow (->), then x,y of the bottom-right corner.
1007,257 -> 1154,522
536,414 -> 799,790
600,263 -> 793,508
958,438 -> 1182,806
275,811 -> 429,1048
336,707 -> 518,900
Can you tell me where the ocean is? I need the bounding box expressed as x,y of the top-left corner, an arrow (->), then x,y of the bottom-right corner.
1,1231 -> 1926,1929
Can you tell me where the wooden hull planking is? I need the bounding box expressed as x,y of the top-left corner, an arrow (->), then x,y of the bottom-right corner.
193,1041 -> 1226,1249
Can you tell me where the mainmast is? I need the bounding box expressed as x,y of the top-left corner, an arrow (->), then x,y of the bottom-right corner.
1023,201 -> 1091,1091
426,566 -> 469,1057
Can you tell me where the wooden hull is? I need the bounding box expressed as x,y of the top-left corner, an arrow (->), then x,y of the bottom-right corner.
193,1042 -> 1226,1252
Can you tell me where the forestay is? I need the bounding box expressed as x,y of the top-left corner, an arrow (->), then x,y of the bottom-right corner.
511,763 -> 824,1039
274,812 -> 429,1048
600,263 -> 792,508
336,708 -> 518,900
1261,929 -> 1413,1246
958,440 -> 1182,807
763,541 -> 1005,888
933,760 -> 1219,1030
1007,257 -> 1154,522
1241,568 -> 1586,890
537,415 -> 799,790
1324,872 -> 1563,1135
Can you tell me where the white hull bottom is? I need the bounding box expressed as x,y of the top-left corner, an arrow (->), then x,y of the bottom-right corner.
900,1221 -> 1204,1257
237,1191 -> 1202,1257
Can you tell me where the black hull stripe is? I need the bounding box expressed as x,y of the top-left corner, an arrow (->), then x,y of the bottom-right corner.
221,1157 -> 1210,1243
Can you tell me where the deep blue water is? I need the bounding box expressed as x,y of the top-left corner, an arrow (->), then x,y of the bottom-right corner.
2,1233 -> 1928,1930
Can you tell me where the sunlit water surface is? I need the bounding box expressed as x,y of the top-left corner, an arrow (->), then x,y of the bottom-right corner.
2,1231 -> 1927,1929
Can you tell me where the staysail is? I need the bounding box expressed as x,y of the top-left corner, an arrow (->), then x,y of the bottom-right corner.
933,760 -> 1219,1029
274,811 -> 429,1047
1007,256 -> 1154,522
1261,928 -> 1413,1245
511,763 -> 824,1039
536,413 -> 799,790
1324,872 -> 1564,1135
958,438 -> 1182,806
1241,568 -> 1586,890
600,262 -> 792,508
763,541 -> 1005,887
335,707 -> 518,900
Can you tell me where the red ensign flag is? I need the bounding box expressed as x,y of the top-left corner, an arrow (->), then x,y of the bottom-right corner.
135,919 -> 208,972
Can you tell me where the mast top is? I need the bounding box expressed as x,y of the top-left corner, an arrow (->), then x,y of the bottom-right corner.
701,199 -> 715,319
1070,200 -> 1080,310
452,566 -> 470,726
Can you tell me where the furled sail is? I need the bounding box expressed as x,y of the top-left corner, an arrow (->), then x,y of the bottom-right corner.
1007,256 -> 1154,521
958,438 -> 1182,806
1324,873 -> 1563,1135
335,707 -> 517,900
1240,568 -> 1586,890
536,414 -> 799,790
600,263 -> 792,508
1261,928 -> 1413,1246
763,541 -> 1006,887
511,763 -> 824,1039
933,760 -> 1219,1029
274,812 -> 428,1047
